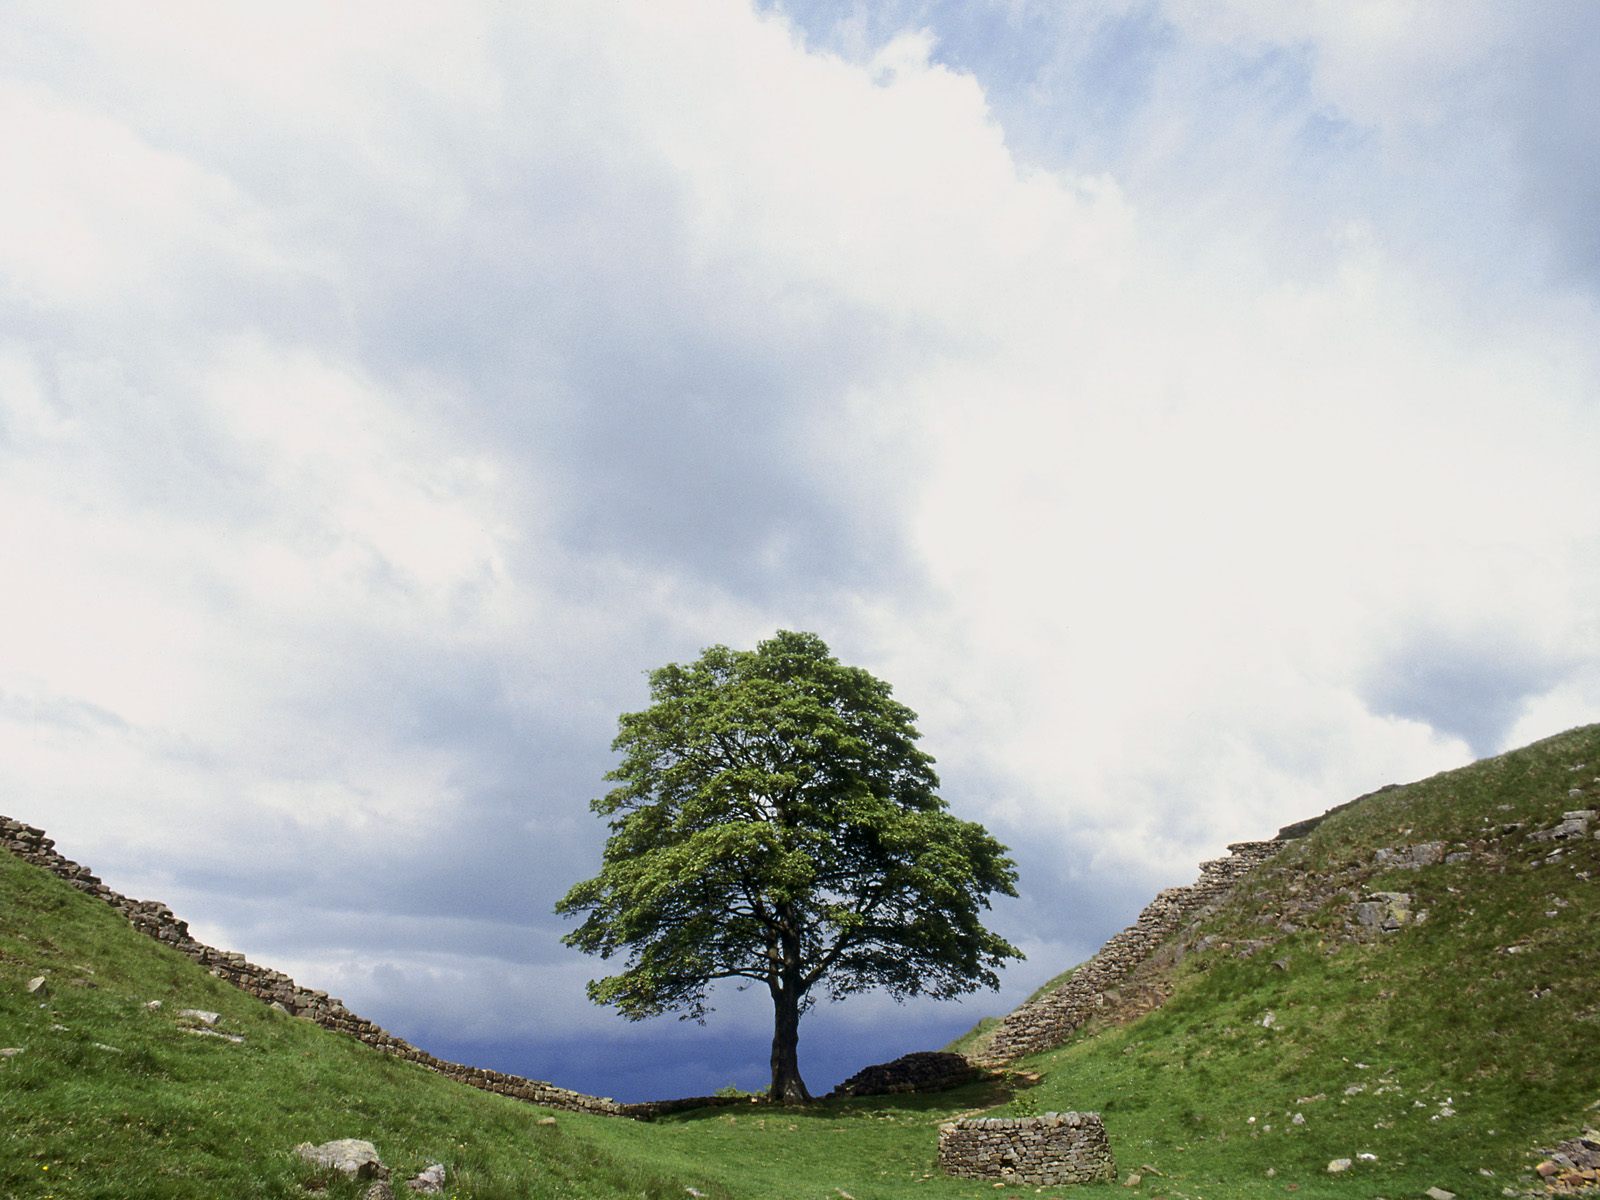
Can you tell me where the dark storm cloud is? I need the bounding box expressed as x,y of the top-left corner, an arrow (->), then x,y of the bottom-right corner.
1501,4 -> 1600,288
340,178 -> 925,603
1361,630 -> 1567,756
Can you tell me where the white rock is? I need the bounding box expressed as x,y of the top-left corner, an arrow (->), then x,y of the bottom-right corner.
406,1162 -> 446,1193
1327,1158 -> 1353,1173
296,1139 -> 386,1180
178,1009 -> 221,1026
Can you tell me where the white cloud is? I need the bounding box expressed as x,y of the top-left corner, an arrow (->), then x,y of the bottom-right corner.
0,80 -> 302,310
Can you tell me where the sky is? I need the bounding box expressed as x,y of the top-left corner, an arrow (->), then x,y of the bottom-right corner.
2,0 -> 1598,1103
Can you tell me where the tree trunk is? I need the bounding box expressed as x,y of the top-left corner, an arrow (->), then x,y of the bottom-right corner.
767,974 -> 811,1103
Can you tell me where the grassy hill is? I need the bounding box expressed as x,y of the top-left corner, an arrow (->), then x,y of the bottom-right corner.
963,722 -> 1600,1198
4,723 -> 1598,1198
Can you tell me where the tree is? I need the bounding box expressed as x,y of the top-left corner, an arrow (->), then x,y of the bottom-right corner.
556,630 -> 1022,1103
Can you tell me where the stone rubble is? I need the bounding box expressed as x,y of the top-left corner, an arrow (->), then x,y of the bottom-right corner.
1534,1129 -> 1600,1193
938,1113 -> 1115,1186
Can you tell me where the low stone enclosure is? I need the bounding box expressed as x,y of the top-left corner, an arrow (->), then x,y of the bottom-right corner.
939,1113 -> 1115,1186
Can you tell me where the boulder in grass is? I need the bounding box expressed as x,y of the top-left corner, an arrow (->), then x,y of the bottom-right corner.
406,1163 -> 447,1193
296,1139 -> 388,1180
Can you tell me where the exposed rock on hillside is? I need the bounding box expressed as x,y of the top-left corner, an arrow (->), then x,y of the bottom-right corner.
296,1138 -> 387,1180
1535,1129 -> 1600,1192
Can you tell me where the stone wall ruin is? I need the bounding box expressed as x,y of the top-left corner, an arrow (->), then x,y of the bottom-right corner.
2,810 -> 1309,1118
826,1050 -> 987,1098
976,839 -> 1283,1063
939,1113 -> 1115,1186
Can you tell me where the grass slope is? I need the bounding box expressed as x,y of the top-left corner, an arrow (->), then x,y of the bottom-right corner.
973,722 -> 1600,1199
4,723 -> 1597,1199
0,848 -> 694,1200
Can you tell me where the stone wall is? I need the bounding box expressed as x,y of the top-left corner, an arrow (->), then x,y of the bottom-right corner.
939,1113 -> 1114,1185
977,840 -> 1282,1062
2,811 -> 1291,1116
826,1050 -> 987,1098
0,815 -> 628,1118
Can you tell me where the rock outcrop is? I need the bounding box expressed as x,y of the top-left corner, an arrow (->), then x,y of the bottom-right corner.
296,1138 -> 387,1180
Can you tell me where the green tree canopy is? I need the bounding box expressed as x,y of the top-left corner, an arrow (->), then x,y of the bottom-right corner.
556,630 -> 1022,1102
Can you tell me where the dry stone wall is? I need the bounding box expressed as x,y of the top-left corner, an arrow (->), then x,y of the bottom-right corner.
0,815 -> 628,1118
939,1113 -> 1115,1185
2,811 -> 1296,1115
826,1050 -> 987,1098
978,840 -> 1282,1063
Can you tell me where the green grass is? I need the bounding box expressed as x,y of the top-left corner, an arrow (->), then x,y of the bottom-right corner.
974,723 -> 1600,1199
0,850 -> 696,1200
5,724 -> 1598,1198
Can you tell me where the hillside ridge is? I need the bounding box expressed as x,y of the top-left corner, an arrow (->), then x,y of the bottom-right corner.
0,811 -> 1336,1111
0,815 -> 632,1118
6,724 -> 1600,1197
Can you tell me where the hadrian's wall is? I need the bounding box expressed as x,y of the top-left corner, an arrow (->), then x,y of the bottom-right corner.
4,810 -> 1306,1115
939,1113 -> 1115,1185
827,1050 -> 987,1098
976,839 -> 1283,1063
0,815 -> 629,1118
